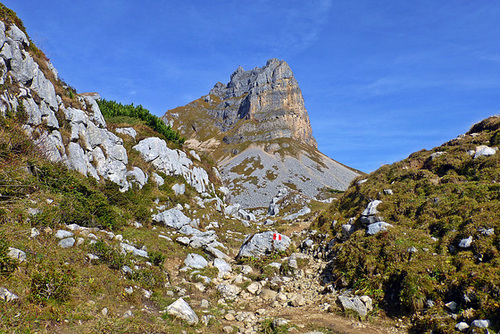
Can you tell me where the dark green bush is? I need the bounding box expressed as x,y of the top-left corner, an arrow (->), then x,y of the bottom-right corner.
97,99 -> 185,144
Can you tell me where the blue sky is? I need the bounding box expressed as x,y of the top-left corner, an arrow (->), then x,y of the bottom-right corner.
4,0 -> 500,172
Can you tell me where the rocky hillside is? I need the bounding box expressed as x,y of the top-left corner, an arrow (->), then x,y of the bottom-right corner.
311,116 -> 500,333
162,59 -> 360,208
0,5 -> 400,334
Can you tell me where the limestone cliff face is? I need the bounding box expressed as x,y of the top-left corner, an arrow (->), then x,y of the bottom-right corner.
164,59 -> 317,147
210,59 -> 317,147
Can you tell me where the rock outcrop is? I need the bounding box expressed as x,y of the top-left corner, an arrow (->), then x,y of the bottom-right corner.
0,20 -> 214,194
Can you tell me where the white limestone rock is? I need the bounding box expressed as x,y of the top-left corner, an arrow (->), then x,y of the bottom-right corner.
126,167 -> 148,189
366,222 -> 393,236
166,298 -> 199,325
237,231 -> 291,258
133,137 -> 211,193
474,145 -> 497,159
214,258 -> 231,278
7,247 -> 26,262
152,208 -> 191,229
116,127 -> 137,139
184,253 -> 208,269
0,287 -> 18,302
59,238 -> 75,248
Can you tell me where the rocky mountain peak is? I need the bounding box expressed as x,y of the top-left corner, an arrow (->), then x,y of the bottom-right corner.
163,59 -> 360,208
195,58 -> 317,147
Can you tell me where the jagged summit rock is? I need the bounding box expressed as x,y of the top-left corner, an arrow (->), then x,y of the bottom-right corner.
206,58 -> 316,146
163,59 -> 361,208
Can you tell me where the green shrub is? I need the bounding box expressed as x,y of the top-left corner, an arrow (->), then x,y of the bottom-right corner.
149,251 -> 166,267
88,240 -> 126,270
29,262 -> 75,303
97,99 -> 185,144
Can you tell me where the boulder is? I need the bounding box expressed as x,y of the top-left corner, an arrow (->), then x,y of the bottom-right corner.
152,172 -> 165,186
172,183 -> 186,196
120,243 -> 148,258
133,137 -> 211,193
184,253 -> 208,269
166,298 -> 199,325
213,258 -> 231,278
455,322 -> 469,332
224,203 -> 241,216
237,231 -> 291,258
237,209 -> 256,221
360,200 -> 383,224
458,236 -> 473,248
152,208 -> 191,229
474,145 -> 496,159
7,247 -> 26,262
471,320 -> 490,328
216,283 -> 241,301
115,127 -> 137,138
246,282 -> 261,295
337,295 -> 368,317
126,167 -> 148,189
59,238 -> 75,248
366,222 -> 393,236
284,207 -> 311,220
362,200 -> 382,216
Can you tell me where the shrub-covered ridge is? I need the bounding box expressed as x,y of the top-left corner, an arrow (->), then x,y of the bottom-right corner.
316,116 -> 500,333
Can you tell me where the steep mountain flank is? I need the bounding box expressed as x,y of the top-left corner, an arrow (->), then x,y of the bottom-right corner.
163,59 -> 360,208
312,116 -> 500,333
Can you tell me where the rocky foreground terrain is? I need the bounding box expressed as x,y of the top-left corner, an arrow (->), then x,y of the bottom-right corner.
0,4 -> 499,334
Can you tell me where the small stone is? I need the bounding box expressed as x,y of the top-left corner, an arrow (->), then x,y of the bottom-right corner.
101,308 -> 108,316
247,282 -> 261,295
184,253 -> 208,269
7,247 -> 26,262
222,326 -> 234,334
55,230 -> 74,239
30,228 -> 40,239
122,310 -> 133,318
272,318 -> 289,328
366,222 -> 393,236
0,287 -> 18,302
445,301 -> 457,312
166,298 -> 199,325
360,295 -> 373,311
124,286 -> 134,294
290,295 -> 306,307
471,319 -> 490,328
407,246 -> 418,253
458,236 -> 473,248
224,313 -> 235,321
200,299 -> 209,308
259,289 -> 277,301
59,238 -> 75,248
455,322 -> 469,332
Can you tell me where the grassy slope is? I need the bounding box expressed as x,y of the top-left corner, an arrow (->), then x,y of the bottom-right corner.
314,116 -> 500,333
